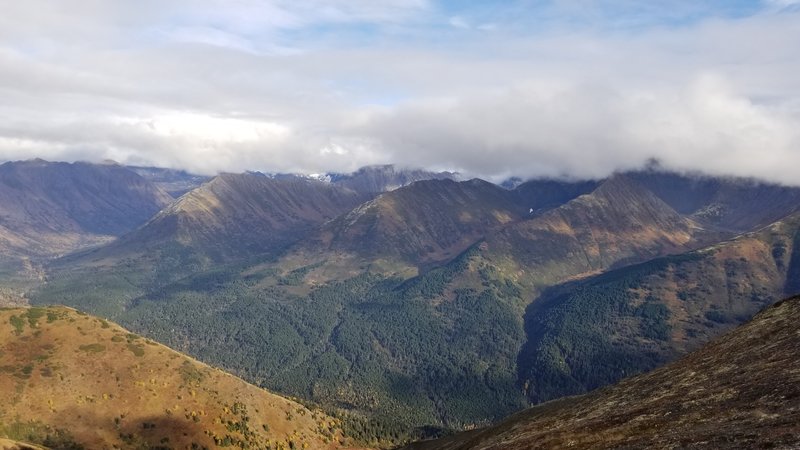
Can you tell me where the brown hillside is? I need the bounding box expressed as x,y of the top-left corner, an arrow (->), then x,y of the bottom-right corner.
473,174 -> 721,291
293,178 -> 525,272
0,160 -> 172,262
79,172 -> 368,265
406,296 -> 800,450
0,306 -> 357,450
0,439 -> 45,450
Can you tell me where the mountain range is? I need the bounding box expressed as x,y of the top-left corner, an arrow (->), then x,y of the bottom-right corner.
1,158 -> 799,447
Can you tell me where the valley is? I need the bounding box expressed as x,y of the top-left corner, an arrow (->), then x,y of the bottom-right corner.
406,295 -> 800,449
1,160 -> 799,447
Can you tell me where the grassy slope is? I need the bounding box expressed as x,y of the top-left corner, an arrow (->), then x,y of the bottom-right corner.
406,295 -> 800,450
0,438 -> 46,450
0,306 -> 354,450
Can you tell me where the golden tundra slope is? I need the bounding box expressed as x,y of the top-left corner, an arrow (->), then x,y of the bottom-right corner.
0,306 -> 353,450
0,439 -> 45,450
407,296 -> 800,450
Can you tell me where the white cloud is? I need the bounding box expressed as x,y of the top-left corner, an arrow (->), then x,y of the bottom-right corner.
0,1 -> 798,184
449,16 -> 470,29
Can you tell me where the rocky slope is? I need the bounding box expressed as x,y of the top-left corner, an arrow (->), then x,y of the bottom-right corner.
124,173 -> 368,260
44,173 -> 369,302
470,174 -> 720,291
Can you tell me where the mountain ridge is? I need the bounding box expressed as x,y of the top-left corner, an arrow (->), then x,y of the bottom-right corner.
515,210 -> 800,406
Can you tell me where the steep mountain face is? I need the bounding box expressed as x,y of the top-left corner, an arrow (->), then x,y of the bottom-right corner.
517,212 -> 800,405
127,165 -> 211,197
280,178 -> 600,279
407,296 -> 800,450
129,173 -> 368,260
35,173 -> 369,317
0,306 -> 352,450
510,178 -> 599,214
328,165 -> 457,194
478,174 -> 717,290
627,169 -> 800,232
0,160 -> 172,264
306,179 -> 526,267
65,172 -> 369,266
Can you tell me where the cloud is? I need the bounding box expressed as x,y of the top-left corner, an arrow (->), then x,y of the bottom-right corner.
349,73 -> 800,183
448,16 -> 470,29
763,0 -> 800,11
0,1 -> 798,184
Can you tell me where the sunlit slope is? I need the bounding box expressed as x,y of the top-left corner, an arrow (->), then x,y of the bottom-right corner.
0,306 -> 353,450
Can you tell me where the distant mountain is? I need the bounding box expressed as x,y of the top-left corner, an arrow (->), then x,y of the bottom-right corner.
627,169 -> 800,232
511,178 -> 599,214
499,176 -> 524,190
328,164 -> 458,194
43,173 -> 370,308
280,177 -> 602,278
406,296 -> 800,450
0,306 -> 352,449
305,178 -> 526,267
127,165 -> 211,197
517,211 -> 800,404
0,159 -> 171,263
25,165 -> 800,444
123,172 -> 368,261
476,174 -> 719,290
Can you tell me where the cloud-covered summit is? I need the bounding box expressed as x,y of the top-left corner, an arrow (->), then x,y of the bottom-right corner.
0,1 -> 798,183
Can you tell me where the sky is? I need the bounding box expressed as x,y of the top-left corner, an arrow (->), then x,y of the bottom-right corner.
0,0 -> 799,182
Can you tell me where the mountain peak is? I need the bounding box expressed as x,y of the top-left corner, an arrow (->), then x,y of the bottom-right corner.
575,173 -> 695,232
481,174 -> 711,287
592,172 -> 645,196
328,164 -> 458,194
92,172 -> 368,269
308,178 -> 524,266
